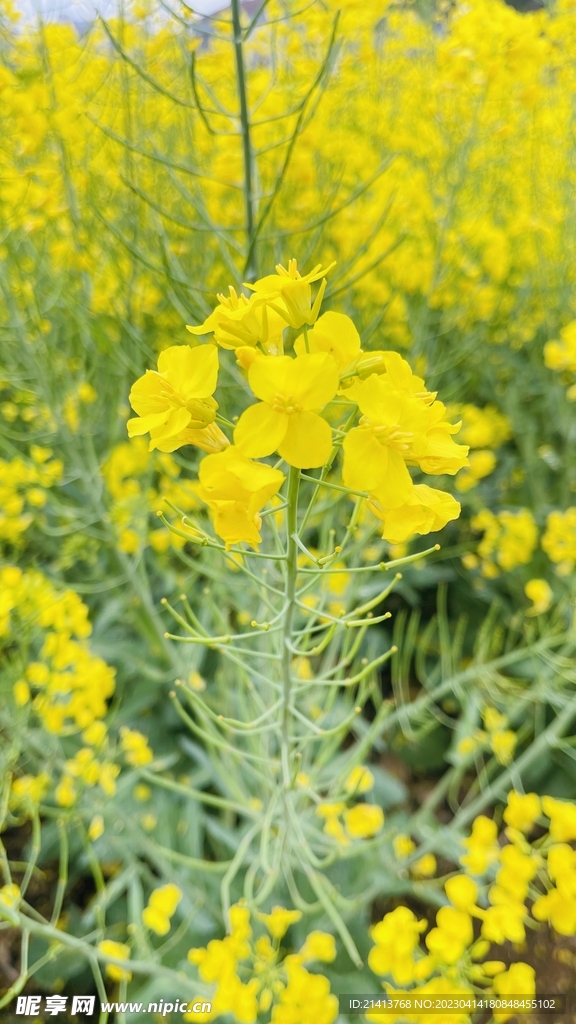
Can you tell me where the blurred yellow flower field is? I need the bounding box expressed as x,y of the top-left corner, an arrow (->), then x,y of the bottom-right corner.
2,0 -> 576,1020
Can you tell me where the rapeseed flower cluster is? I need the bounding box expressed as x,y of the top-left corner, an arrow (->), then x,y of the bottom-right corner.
0,450 -> 62,546
541,508 -> 576,574
3,565 -> 114,735
3,566 -> 151,815
366,792 -> 576,1022
129,259 -> 466,548
186,903 -> 338,1024
469,508 -> 537,577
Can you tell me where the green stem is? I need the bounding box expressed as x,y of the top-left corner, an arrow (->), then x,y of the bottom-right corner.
280,468 -> 301,787
231,0 -> 256,279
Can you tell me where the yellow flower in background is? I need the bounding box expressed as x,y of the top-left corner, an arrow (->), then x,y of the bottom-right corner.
472,507 -> 538,575
119,726 -> 153,766
492,963 -> 535,1021
257,905 -> 302,939
98,940 -> 132,981
369,907 -> 427,985
197,446 -> 285,549
456,450 -> 497,492
544,321 -> 576,373
88,814 -> 104,841
542,796 -> 576,842
457,404 -> 512,449
127,345 -> 229,454
142,883 -> 182,936
367,483 -> 460,544
412,853 -> 437,879
316,802 -> 350,845
524,578 -> 553,615
542,508 -> 576,573
234,353 -> 338,468
425,905 -> 473,963
344,764 -> 374,794
0,883 -> 21,911
187,287 -> 286,353
299,931 -> 336,963
294,311 -> 361,375
393,833 -> 416,858
344,803 -> 384,838
246,259 -> 334,330
490,729 -> 517,766
460,815 -> 500,875
482,707 -> 507,733
445,876 -> 478,912
503,791 -> 541,833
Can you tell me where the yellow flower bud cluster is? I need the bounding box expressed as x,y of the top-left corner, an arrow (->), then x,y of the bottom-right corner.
186,903 -> 338,1024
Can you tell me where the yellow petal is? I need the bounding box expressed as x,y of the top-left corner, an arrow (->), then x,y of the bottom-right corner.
287,353 -> 339,409
248,355 -> 293,404
158,344 -> 218,399
129,370 -> 168,417
186,310 -> 221,336
149,407 -> 191,450
295,312 -> 361,373
277,411 -> 332,469
234,402 -> 288,458
126,410 -> 169,437
372,484 -> 461,544
369,449 -> 414,508
342,428 -> 386,491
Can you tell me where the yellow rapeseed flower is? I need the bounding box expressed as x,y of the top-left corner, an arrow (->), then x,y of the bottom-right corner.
127,344 -> 229,454
344,803 -> 384,839
234,353 -> 338,469
524,578 -> 553,615
187,286 -> 287,354
197,446 -> 285,549
294,311 -> 361,375
97,940 -> 132,981
257,905 -> 302,939
503,791 -> 541,833
246,259 -> 335,330
367,483 -> 460,544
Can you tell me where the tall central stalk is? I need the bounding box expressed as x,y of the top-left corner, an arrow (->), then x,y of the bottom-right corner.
230,0 -> 256,281
280,466 -> 300,787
